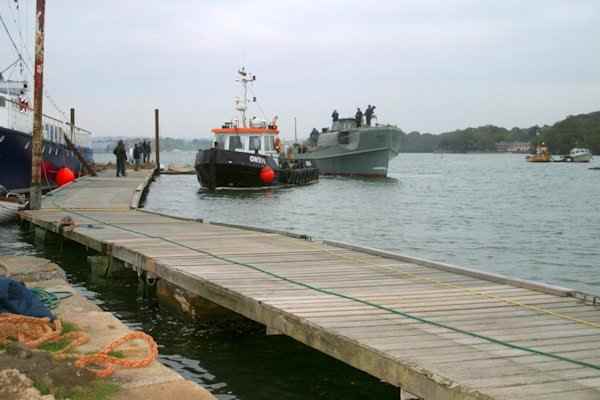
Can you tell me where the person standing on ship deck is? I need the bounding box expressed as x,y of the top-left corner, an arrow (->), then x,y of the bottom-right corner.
113,140 -> 127,177
365,105 -> 375,127
355,107 -> 363,128
331,109 -> 339,123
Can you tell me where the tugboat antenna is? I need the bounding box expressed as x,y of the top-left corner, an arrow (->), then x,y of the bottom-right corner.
294,117 -> 298,143
236,67 -> 255,128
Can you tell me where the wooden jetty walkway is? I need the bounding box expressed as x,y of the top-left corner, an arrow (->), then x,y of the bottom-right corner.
20,170 -> 600,400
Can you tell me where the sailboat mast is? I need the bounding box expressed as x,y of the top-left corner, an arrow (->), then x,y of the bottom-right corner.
30,0 -> 46,210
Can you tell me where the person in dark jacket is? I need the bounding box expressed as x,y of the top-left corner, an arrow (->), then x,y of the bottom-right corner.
113,140 -> 127,177
133,143 -> 142,171
365,105 -> 374,127
355,107 -> 363,128
144,140 -> 151,163
331,109 -> 339,123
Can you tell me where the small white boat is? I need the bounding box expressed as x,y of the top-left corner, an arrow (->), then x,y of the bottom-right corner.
568,148 -> 593,162
0,186 -> 23,223
0,199 -> 20,223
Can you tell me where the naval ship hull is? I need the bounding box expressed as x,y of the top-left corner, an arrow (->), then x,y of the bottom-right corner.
305,148 -> 395,177
297,127 -> 401,177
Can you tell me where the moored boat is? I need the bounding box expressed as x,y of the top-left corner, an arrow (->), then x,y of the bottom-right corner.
194,68 -> 318,191
0,94 -> 93,192
0,186 -> 23,223
0,200 -> 19,224
567,148 -> 592,162
527,143 -> 551,162
295,116 -> 402,177
0,7 -> 94,194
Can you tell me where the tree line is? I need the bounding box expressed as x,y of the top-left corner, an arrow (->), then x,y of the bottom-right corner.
398,110 -> 600,154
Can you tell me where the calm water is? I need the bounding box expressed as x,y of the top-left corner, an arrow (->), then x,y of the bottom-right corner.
2,151 -> 600,399
145,152 -> 600,295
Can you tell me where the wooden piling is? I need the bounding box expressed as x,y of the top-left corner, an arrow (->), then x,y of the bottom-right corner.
29,0 -> 47,210
154,108 -> 160,172
70,107 -> 75,142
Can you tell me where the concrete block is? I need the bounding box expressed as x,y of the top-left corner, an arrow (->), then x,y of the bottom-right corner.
114,380 -> 214,400
0,256 -> 66,282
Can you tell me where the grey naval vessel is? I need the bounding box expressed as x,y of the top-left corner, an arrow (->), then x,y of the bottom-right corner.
295,117 -> 401,177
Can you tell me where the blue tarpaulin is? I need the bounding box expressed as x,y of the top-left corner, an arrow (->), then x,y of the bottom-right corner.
0,277 -> 54,320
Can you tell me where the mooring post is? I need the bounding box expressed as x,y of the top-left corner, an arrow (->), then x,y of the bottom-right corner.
70,108 -> 75,142
29,0 -> 47,210
154,108 -> 160,172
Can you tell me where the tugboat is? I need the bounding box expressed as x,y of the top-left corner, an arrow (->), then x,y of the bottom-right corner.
194,68 -> 318,191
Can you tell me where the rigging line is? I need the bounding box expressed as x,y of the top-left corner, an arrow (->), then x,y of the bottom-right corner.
16,56 -> 68,121
248,86 -> 268,121
7,0 -> 28,59
1,57 -> 21,75
1,8 -> 68,120
0,10 -> 22,58
43,196 -> 600,372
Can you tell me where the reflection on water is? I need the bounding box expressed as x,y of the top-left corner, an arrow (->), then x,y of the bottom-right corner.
145,152 -> 600,295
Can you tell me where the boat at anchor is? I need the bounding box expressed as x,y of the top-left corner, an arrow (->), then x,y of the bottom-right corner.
295,116 -> 402,178
194,68 -> 318,191
0,5 -> 94,194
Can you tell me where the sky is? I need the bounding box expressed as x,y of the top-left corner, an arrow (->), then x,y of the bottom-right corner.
1,0 -> 599,140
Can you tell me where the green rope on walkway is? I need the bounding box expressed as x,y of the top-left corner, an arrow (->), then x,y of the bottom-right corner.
31,288 -> 73,310
47,201 -> 600,371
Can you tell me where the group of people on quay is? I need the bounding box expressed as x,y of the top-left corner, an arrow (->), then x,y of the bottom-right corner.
331,105 -> 377,127
113,140 -> 152,176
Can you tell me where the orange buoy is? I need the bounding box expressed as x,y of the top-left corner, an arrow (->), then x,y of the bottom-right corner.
259,166 -> 275,184
55,167 -> 75,186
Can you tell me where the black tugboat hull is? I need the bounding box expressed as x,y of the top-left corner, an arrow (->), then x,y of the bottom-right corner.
195,148 -> 280,190
194,148 -> 319,191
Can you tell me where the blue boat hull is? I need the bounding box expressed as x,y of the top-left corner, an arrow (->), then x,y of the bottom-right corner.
0,126 -> 93,192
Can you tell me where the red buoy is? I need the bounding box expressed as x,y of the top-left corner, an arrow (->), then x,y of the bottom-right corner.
55,167 -> 75,186
259,166 -> 275,184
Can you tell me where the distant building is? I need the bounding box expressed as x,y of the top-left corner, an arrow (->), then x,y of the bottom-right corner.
496,141 -> 531,153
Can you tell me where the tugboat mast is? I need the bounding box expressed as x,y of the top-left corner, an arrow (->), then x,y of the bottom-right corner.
235,67 -> 255,128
